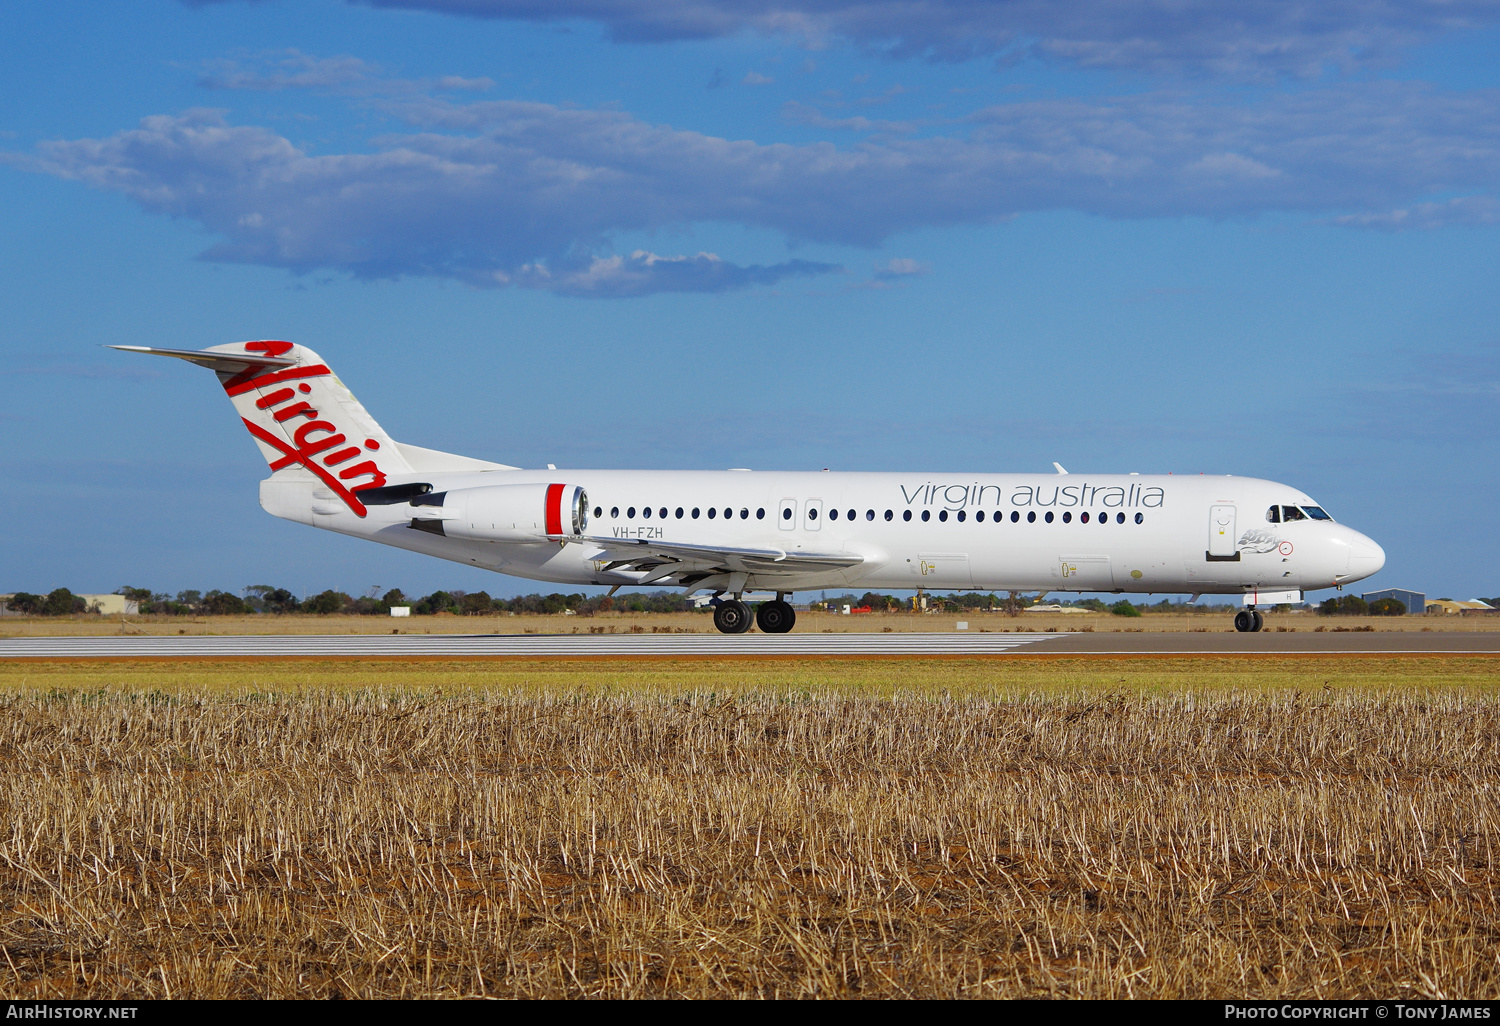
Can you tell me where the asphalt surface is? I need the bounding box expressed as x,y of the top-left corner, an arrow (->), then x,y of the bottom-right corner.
1,631 -> 1496,658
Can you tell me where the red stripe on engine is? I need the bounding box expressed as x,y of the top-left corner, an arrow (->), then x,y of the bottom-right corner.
545,483 -> 565,536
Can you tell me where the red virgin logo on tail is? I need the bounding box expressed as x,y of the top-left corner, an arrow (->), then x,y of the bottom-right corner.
228,349 -> 385,518
245,340 -> 293,358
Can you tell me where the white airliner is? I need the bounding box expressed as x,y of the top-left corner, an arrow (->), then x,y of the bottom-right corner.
114,341 -> 1386,634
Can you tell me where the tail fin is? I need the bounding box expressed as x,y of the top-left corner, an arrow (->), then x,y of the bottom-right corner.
113,340 -> 412,517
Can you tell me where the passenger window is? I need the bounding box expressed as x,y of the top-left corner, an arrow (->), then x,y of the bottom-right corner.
1135,513 -> 1144,524
939,510 -> 948,522
740,508 -> 749,519
1062,512 -> 1071,523
724,508 -> 732,519
829,508 -> 839,520
885,510 -> 893,521
976,511 -> 985,522
610,506 -> 619,519
642,507 -> 651,519
675,507 -> 683,519
707,508 -> 716,519
660,508 -> 667,518
780,507 -> 789,520
1266,506 -> 1281,523
808,507 -> 818,520
1116,512 -> 1125,524
1081,512 -> 1090,523
1045,512 -> 1054,523
866,510 -> 875,521
847,509 -> 856,521
693,507 -> 701,519
627,507 -> 636,518
1027,511 -> 1036,523
903,510 -> 912,522
594,506 -> 602,518
957,510 -> 966,522
757,508 -> 765,519
921,510 -> 930,522
1011,511 -> 1020,523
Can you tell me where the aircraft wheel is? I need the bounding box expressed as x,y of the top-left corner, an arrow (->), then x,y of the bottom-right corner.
714,599 -> 754,634
1251,610 -> 1264,632
1233,610 -> 1257,633
756,600 -> 797,634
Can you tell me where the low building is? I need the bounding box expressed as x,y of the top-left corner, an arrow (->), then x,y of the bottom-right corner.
1425,599 -> 1495,615
1362,588 -> 1425,615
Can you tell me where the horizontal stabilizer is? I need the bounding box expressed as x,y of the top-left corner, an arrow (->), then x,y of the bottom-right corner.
108,344 -> 296,374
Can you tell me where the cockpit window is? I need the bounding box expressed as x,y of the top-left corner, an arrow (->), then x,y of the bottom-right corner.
1301,505 -> 1332,521
1266,506 -> 1281,524
1281,505 -> 1307,522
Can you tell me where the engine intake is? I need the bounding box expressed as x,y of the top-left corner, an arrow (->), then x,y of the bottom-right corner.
407,483 -> 587,542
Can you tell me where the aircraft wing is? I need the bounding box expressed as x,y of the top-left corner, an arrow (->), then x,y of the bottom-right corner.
582,536 -> 863,585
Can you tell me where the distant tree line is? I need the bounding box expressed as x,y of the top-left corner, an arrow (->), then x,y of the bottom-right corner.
15,585 -> 1450,618
3,589 -> 93,616
2,586 -> 702,617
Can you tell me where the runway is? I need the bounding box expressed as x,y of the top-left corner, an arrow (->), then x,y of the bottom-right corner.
2,631 -> 1497,659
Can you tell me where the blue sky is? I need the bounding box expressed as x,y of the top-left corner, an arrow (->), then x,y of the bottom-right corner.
3,0 -> 1499,601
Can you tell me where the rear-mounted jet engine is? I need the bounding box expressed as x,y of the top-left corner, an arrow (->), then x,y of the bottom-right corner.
407,483 -> 588,542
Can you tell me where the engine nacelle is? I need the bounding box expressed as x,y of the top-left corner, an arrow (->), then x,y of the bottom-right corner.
409,483 -> 588,542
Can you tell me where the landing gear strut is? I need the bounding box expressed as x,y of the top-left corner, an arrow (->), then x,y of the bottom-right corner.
756,599 -> 796,634
713,599 -> 753,634
1234,608 -> 1265,633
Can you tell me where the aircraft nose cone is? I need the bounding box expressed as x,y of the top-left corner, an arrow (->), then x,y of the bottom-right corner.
1347,532 -> 1385,580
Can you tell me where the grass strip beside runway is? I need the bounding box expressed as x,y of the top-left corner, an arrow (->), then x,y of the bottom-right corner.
2,654 -> 1497,697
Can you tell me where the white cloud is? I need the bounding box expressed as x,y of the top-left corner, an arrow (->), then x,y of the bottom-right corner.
15,78 -> 1500,294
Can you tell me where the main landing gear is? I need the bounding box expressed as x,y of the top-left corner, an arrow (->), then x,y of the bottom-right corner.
711,594 -> 797,634
712,599 -> 753,634
1233,608 -> 1265,633
755,599 -> 796,634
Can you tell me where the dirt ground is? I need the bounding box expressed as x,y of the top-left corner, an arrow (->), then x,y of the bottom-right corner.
3,609 -> 1496,637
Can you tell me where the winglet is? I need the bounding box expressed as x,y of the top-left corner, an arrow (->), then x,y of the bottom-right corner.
1053,462 -> 1069,475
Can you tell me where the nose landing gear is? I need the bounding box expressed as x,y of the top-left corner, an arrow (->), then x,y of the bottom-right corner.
1233,609 -> 1265,633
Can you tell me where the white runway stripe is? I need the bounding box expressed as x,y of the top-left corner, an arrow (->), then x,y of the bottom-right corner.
0,632 -> 1068,658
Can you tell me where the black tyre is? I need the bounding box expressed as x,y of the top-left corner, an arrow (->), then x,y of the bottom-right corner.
713,599 -> 753,634
1234,610 -> 1256,633
756,600 -> 797,634
1250,610 -> 1264,632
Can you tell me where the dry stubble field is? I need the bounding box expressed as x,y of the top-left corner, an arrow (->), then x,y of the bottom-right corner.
0,655 -> 1497,999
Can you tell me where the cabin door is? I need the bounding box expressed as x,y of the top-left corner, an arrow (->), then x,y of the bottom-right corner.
1208,505 -> 1237,558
